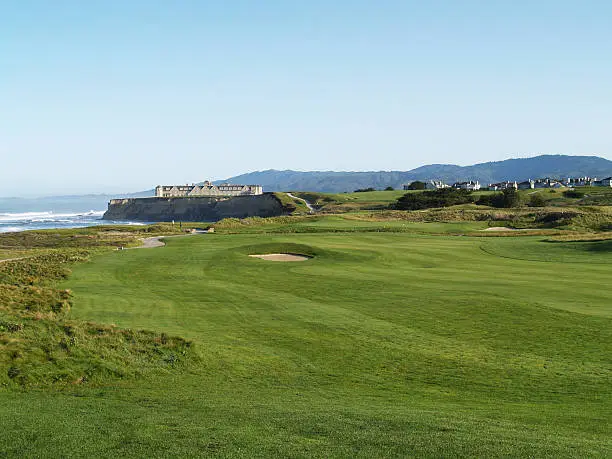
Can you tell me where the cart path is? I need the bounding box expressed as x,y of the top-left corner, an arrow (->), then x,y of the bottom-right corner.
286,193 -> 315,213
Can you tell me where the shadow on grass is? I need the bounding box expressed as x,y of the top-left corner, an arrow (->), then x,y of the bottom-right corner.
545,239 -> 612,253
584,240 -> 612,252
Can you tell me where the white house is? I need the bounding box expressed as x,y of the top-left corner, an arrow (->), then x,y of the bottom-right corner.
155,181 -> 263,197
453,181 -> 481,191
564,177 -> 596,187
517,180 -> 535,190
489,181 -> 517,191
593,177 -> 612,187
425,180 -> 450,190
534,178 -> 564,189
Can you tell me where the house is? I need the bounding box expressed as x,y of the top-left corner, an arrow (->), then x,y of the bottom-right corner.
488,181 -> 517,191
155,181 -> 263,197
533,178 -> 564,189
563,177 -> 596,187
452,181 -> 481,191
517,180 -> 535,190
402,180 -> 450,190
425,180 -> 450,190
593,177 -> 612,187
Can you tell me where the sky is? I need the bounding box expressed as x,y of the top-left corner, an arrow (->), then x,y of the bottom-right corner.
1,0 -> 611,196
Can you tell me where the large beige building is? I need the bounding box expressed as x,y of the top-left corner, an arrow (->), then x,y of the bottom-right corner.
155,181 -> 263,198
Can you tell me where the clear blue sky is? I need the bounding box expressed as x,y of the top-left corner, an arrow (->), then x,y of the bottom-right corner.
1,1 -> 611,196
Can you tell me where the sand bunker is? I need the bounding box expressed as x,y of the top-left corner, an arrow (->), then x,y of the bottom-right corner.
249,253 -> 311,262
484,227 -> 517,232
483,227 -> 539,232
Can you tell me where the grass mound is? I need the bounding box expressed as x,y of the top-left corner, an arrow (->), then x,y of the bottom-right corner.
480,237 -> 612,264
0,251 -> 90,286
0,311 -> 194,388
273,192 -> 311,214
0,227 -> 197,388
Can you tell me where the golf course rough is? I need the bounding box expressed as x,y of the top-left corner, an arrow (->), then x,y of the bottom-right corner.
1,225 -> 610,457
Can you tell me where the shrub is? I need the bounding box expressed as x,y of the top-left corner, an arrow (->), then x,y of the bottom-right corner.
394,188 -> 474,210
477,188 -> 522,208
354,187 -> 376,193
563,189 -> 584,199
405,181 -> 426,190
528,194 -> 546,207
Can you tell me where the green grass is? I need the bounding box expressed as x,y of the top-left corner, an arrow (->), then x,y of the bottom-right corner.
273,192 -> 312,214
214,214 -> 491,235
293,190 -> 407,211
1,226 -> 609,457
0,226 -> 199,392
292,187 -> 612,214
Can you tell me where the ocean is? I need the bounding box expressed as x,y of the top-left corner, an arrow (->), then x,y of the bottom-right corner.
0,195 -> 145,233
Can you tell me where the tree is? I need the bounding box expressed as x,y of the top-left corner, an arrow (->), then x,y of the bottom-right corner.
528,193 -> 546,207
563,189 -> 584,199
406,181 -> 426,190
384,186 -> 395,191
394,188 -> 474,210
499,188 -> 522,208
477,188 -> 522,208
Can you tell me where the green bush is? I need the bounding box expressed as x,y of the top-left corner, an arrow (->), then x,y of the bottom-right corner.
405,181 -> 426,190
563,189 -> 585,199
528,194 -> 546,207
394,188 -> 474,210
477,188 -> 522,208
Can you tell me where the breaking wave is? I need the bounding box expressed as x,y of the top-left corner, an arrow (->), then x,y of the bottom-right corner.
0,210 -> 105,223
0,209 -> 142,233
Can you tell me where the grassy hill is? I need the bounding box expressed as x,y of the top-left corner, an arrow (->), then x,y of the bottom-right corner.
217,155 -> 612,192
0,219 -> 610,456
290,187 -> 612,217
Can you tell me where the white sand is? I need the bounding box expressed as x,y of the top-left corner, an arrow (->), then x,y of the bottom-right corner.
483,227 -> 517,232
483,227 -> 539,232
249,253 -> 310,262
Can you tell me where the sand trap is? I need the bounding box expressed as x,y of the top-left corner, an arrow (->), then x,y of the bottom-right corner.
249,253 -> 311,262
484,227 -> 517,232
483,227 -> 539,232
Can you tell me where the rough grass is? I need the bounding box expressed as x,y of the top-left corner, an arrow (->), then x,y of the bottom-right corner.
273,192 -> 311,214
0,223 -> 182,249
0,312 -> 195,388
0,226 -> 197,389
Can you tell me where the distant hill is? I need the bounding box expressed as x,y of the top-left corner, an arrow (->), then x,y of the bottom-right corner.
216,155 -> 612,192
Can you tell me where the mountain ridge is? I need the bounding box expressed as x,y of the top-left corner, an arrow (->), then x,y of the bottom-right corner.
215,155 -> 612,192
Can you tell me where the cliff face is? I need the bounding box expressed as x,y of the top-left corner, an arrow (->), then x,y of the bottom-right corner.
103,194 -> 286,222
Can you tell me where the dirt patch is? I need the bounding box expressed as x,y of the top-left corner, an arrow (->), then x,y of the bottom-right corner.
140,236 -> 166,248
249,253 -> 311,262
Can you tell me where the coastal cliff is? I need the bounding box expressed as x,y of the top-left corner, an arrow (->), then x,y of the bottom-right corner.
103,193 -> 286,222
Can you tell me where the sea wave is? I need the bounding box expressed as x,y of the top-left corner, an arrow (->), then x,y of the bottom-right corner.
0,210 -> 105,222
1,227 -> 23,233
